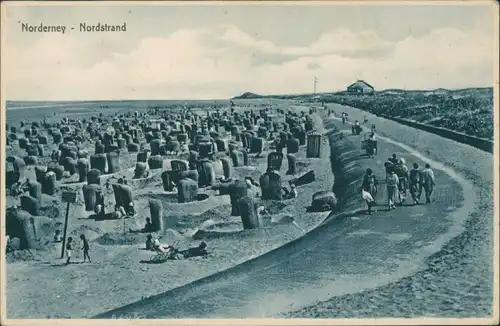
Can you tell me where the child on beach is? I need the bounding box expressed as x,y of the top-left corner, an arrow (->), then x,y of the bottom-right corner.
362,189 -> 376,214
65,237 -> 73,265
80,234 -> 91,263
145,234 -> 155,251
386,170 -> 400,210
153,238 -> 171,253
361,168 -> 378,214
53,230 -> 62,243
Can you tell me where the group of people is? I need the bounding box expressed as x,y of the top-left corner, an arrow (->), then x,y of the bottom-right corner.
10,178 -> 32,198
63,234 -> 91,265
95,177 -> 136,219
361,153 -> 436,212
144,234 -> 208,259
243,175 -> 298,200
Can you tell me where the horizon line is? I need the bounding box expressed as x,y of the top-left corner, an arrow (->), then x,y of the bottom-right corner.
4,85 -> 494,104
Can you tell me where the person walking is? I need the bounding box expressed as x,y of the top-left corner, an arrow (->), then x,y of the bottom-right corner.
65,237 -> 73,265
395,158 -> 409,204
384,159 -> 395,175
362,168 -> 378,199
126,202 -> 136,216
386,170 -> 399,210
368,132 -> 377,156
420,163 -> 436,204
80,234 -> 91,263
409,163 -> 422,205
389,153 -> 398,165
361,187 -> 376,214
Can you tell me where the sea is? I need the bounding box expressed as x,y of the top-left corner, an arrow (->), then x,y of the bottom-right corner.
5,100 -> 233,126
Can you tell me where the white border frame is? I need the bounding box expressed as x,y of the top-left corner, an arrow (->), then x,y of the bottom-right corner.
1,1 -> 498,325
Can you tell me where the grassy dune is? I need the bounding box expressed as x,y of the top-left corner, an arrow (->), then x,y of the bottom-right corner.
234,87 -> 494,140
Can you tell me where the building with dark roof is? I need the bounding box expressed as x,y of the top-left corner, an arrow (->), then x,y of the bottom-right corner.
346,80 -> 375,94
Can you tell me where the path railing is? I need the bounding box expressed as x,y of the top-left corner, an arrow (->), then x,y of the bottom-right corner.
379,115 -> 494,154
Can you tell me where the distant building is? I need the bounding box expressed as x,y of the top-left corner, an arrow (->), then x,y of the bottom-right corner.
346,80 -> 375,94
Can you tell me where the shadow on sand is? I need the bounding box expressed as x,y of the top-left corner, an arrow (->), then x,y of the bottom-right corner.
49,261 -> 89,267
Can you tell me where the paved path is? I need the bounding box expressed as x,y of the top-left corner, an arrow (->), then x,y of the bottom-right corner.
94,110 -> 473,319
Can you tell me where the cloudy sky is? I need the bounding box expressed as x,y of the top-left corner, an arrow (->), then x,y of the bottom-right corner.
3,2 -> 497,101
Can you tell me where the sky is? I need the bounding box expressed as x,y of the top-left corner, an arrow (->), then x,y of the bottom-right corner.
2,2 -> 497,101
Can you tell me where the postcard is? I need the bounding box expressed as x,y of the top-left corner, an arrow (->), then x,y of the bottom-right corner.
1,1 -> 499,325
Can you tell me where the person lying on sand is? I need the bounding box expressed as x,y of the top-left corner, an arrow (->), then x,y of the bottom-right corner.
93,192 -> 105,216
179,242 -> 208,258
153,238 -> 171,253
65,237 -> 73,265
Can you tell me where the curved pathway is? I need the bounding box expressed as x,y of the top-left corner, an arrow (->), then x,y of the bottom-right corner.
94,108 -> 477,319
